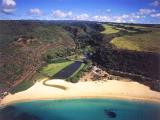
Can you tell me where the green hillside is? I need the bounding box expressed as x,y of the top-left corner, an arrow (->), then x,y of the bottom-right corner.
111,31 -> 160,53
101,23 -> 160,53
101,24 -> 119,34
0,20 -> 100,93
0,20 -> 75,89
0,21 -> 75,47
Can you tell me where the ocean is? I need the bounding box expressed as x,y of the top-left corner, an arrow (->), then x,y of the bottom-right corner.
0,98 -> 160,120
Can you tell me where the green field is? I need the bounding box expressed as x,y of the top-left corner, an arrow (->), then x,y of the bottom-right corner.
40,61 -> 74,77
101,24 -> 119,34
111,31 -> 160,53
124,25 -> 147,29
115,27 -> 136,33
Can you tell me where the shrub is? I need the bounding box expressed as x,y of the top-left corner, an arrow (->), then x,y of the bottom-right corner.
66,61 -> 92,83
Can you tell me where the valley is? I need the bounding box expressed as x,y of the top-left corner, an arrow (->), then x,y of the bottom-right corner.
0,20 -> 160,100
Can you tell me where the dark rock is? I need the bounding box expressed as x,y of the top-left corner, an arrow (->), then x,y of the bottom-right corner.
104,109 -> 117,118
16,112 -> 42,120
0,106 -> 42,120
0,106 -> 16,113
0,106 -> 16,120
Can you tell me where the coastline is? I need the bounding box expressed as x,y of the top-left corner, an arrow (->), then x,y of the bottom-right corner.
1,79 -> 160,107
1,94 -> 160,108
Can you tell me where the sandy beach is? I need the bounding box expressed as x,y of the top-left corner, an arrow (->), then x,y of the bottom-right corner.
1,77 -> 160,106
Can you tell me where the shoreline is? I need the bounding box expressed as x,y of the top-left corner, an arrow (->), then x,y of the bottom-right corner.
1,94 -> 160,108
1,79 -> 160,107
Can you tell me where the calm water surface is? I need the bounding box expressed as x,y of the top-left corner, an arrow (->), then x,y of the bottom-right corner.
0,99 -> 160,120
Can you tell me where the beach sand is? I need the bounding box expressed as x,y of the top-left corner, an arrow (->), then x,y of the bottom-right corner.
1,78 -> 160,106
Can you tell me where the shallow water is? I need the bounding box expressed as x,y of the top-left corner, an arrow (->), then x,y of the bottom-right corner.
0,99 -> 160,120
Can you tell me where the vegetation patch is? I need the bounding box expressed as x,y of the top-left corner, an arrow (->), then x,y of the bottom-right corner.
0,82 -> 7,88
0,20 -> 76,92
10,72 -> 47,94
111,31 -> 160,53
11,80 -> 34,94
40,61 -> 74,77
115,27 -> 136,33
45,48 -> 74,63
101,24 -> 119,34
67,61 -> 92,83
124,25 -> 147,29
92,48 -> 160,91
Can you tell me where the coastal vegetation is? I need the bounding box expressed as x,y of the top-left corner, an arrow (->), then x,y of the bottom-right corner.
40,61 -> 74,77
11,80 -> 34,94
11,73 -> 47,94
67,61 -> 92,83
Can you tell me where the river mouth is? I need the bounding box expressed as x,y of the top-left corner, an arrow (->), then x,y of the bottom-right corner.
0,98 -> 160,120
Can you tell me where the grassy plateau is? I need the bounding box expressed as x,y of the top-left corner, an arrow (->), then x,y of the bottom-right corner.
111,30 -> 160,53
101,24 -> 119,34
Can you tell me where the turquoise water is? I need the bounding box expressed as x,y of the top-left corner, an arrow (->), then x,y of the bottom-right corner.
0,99 -> 160,120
